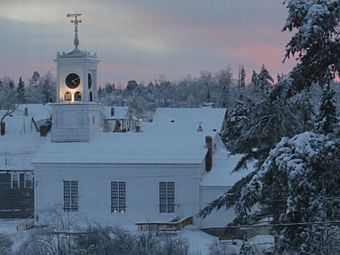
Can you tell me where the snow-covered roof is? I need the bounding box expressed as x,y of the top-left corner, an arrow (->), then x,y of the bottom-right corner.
103,106 -> 128,120
57,48 -> 97,59
32,131 -> 214,165
0,133 -> 46,171
1,104 -> 51,135
150,107 -> 226,133
15,104 -> 52,122
200,149 -> 255,187
0,114 -> 37,135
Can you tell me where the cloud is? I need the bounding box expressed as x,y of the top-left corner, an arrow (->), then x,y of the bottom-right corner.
0,0 -> 295,85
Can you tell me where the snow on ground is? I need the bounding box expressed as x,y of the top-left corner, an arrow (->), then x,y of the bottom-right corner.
0,219 -> 26,234
0,219 -> 31,252
179,225 -> 218,255
218,235 -> 274,254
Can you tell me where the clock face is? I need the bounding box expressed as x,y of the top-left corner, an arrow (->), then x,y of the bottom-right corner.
88,73 -> 92,89
65,73 -> 80,89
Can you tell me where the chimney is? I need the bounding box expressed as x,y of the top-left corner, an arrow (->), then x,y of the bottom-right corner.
205,136 -> 213,171
24,107 -> 28,116
111,107 -> 115,116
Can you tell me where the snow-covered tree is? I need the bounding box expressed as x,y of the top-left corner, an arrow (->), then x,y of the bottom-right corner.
16,77 -> 25,104
256,65 -> 274,95
238,65 -> 246,88
25,72 -> 56,103
30,71 -> 40,87
315,85 -> 338,134
216,67 -> 233,107
235,132 -> 340,254
283,0 -> 340,90
221,93 -> 253,149
250,70 -> 258,87
229,84 -> 303,171
210,1 -> 340,251
0,77 -> 16,109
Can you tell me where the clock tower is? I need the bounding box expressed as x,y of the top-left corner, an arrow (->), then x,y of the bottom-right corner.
55,13 -> 98,103
51,14 -> 104,142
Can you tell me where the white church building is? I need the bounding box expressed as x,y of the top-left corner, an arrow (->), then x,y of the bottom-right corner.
31,14 -> 251,229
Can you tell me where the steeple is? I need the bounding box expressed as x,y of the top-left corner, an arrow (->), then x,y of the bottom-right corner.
67,13 -> 82,49
56,13 -> 98,104
52,13 -> 103,142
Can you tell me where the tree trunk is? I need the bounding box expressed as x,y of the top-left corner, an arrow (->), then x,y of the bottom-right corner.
0,122 -> 5,135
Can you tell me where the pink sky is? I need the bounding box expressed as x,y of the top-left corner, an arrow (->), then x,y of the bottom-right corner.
0,0 -> 296,86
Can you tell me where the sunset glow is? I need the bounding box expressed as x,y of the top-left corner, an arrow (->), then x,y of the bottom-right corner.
0,0 -> 296,85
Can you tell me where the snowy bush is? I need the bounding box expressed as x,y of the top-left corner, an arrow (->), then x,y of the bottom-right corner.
0,233 -> 13,255
207,240 -> 231,255
17,226 -> 189,255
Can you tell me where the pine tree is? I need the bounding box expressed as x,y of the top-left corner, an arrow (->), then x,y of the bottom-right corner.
250,71 -> 257,86
315,85 -> 338,134
257,64 -> 274,94
283,0 -> 340,90
30,71 -> 40,86
295,90 -> 315,131
9,80 -> 14,90
239,65 -> 246,88
217,68 -> 233,107
239,237 -> 256,255
235,132 -> 340,254
217,1 -> 340,250
221,93 -> 253,150
16,77 -> 25,104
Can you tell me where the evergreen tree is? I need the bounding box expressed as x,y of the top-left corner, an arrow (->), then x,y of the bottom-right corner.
0,78 -> 15,109
250,70 -> 257,86
30,71 -> 40,86
293,89 -> 315,131
40,72 -> 56,103
239,65 -> 246,88
257,64 -> 274,94
126,80 -> 138,95
9,80 -> 14,90
315,85 -> 338,134
217,68 -> 233,107
239,237 -> 256,255
283,0 -> 340,91
16,77 -> 25,104
201,0 -> 340,249
235,132 -> 340,254
221,93 -> 253,149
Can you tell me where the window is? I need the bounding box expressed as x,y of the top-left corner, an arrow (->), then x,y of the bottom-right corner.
159,182 -> 175,213
24,173 -> 33,188
64,181 -> 78,212
89,91 -> 93,102
74,91 -> 81,101
111,181 -> 126,213
64,91 -> 72,101
11,173 -> 19,188
20,173 -> 25,188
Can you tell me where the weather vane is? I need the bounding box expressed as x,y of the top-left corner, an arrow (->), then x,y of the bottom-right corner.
66,13 -> 82,49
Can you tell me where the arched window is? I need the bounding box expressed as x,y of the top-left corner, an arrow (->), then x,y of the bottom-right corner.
74,91 -> 82,101
89,91 -> 93,102
64,91 -> 72,101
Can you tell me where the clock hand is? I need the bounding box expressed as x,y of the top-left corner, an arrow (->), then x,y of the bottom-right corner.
72,77 -> 79,84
